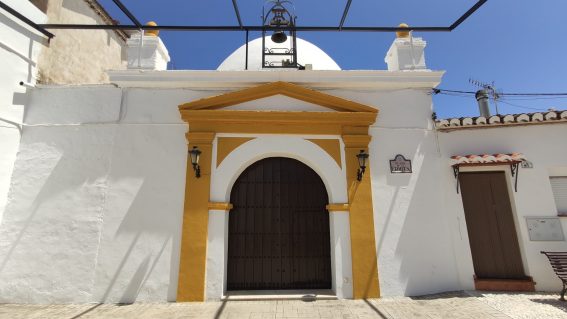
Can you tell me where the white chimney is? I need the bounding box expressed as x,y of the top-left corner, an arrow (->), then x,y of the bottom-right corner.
126,27 -> 170,70
385,24 -> 427,71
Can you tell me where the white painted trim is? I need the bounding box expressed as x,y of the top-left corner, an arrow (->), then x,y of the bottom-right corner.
211,136 -> 347,203
108,70 -> 444,89
205,136 -> 352,300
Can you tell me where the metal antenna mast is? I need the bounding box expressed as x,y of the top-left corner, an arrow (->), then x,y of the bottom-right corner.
470,79 -> 502,114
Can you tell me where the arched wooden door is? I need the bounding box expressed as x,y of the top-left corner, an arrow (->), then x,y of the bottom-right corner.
227,157 -> 332,290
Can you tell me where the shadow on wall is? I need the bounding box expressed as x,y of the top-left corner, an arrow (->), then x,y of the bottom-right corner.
395,146 -> 458,296
0,13 -> 46,83
0,125 -> 185,303
0,144 -> 64,274
96,177 -> 178,303
376,137 -> 458,297
92,126 -> 186,303
0,131 -> 121,304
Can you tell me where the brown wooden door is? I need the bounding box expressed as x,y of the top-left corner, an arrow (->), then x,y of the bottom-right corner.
460,172 -> 526,279
227,157 -> 332,290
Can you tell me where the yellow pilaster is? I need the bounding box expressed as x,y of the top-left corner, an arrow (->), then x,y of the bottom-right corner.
343,135 -> 380,299
177,132 -> 215,302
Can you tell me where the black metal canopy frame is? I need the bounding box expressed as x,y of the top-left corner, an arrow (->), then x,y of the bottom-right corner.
452,161 -> 520,194
1,0 -> 487,40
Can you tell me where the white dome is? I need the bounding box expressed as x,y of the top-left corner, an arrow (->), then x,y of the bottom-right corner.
217,37 -> 341,71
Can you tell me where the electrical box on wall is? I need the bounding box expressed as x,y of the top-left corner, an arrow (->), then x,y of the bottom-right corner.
526,217 -> 565,241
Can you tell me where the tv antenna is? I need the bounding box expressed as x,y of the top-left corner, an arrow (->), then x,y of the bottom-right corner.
469,79 -> 502,114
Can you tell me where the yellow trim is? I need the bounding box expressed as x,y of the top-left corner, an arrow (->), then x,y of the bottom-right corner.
342,135 -> 372,148
177,132 -> 215,302
326,203 -> 350,212
208,202 -> 234,211
186,132 -> 216,144
177,83 -> 381,301
217,137 -> 254,167
344,140 -> 380,299
182,110 -> 376,125
307,139 -> 342,168
180,81 -> 378,113
181,110 -> 376,135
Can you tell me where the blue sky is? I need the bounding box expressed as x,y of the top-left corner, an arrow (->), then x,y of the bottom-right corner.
99,0 -> 567,119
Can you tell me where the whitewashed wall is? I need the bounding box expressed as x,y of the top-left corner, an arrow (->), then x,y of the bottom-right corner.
0,87 -> 192,303
438,124 -> 567,292
0,77 -> 463,302
353,89 -> 461,296
0,0 -> 46,224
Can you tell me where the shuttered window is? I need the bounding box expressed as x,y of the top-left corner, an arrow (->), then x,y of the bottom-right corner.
550,177 -> 567,215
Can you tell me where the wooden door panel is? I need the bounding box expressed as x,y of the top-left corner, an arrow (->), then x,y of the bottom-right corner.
460,172 -> 526,280
227,157 -> 331,290
489,173 -> 525,278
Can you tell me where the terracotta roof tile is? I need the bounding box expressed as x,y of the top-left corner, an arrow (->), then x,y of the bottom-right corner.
436,110 -> 567,130
450,153 -> 525,165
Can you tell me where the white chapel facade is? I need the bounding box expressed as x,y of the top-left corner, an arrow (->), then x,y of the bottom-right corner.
1,2 -> 566,303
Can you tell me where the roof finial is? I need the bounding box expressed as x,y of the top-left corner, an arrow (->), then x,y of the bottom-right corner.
145,21 -> 159,37
396,23 -> 410,38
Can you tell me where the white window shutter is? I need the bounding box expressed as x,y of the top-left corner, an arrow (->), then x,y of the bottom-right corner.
550,177 -> 567,214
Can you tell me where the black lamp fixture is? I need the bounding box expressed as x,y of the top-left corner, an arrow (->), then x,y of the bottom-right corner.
356,150 -> 369,181
189,146 -> 202,178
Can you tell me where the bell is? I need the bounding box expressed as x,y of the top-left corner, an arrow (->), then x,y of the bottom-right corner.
271,31 -> 287,43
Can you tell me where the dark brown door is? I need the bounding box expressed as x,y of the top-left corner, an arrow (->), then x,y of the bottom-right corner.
227,157 -> 332,290
460,172 -> 526,279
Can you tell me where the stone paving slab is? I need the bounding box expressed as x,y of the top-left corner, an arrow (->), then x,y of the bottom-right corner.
0,291 -> 565,319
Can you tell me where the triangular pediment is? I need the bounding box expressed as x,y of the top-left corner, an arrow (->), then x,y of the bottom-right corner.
179,81 -> 378,113
224,95 -> 334,112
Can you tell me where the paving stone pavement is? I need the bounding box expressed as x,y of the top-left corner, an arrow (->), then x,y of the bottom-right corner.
0,291 -> 565,319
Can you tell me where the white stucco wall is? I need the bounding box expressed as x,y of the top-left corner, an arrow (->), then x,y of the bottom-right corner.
438,124 -> 567,292
0,69 -> 465,302
12,68 -> 565,302
0,86 -> 190,303
358,89 -> 461,296
0,0 -> 46,224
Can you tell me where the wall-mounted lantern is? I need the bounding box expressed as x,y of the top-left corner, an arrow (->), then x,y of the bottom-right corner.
356,150 -> 369,181
189,146 -> 202,178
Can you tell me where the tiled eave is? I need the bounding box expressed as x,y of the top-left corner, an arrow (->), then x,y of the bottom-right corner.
436,110 -> 567,131
450,153 -> 525,166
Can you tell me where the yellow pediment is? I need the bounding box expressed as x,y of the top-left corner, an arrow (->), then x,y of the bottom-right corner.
179,81 -> 378,113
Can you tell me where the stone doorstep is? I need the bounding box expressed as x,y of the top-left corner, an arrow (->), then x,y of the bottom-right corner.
221,290 -> 338,301
474,276 -> 536,292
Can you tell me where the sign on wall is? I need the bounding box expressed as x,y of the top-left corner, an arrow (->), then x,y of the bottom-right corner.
521,160 -> 534,169
389,155 -> 412,174
526,217 -> 565,241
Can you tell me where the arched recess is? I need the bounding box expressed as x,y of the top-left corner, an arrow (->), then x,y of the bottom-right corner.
206,136 -> 353,300
226,157 -> 332,290
212,136 -> 347,204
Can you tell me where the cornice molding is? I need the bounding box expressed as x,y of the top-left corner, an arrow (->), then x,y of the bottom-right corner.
109,70 -> 445,89
180,81 -> 378,113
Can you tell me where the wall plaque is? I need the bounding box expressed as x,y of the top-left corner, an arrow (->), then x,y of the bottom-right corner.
521,160 -> 534,169
526,217 -> 564,241
390,155 -> 412,173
